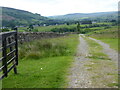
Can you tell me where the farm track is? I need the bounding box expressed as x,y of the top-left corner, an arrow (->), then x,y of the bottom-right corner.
88,37 -> 118,66
67,34 -> 118,88
67,34 -> 92,88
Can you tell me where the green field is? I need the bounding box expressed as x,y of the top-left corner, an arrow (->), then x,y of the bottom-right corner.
86,26 -> 118,51
17,22 -> 114,33
2,22 -> 118,88
18,24 -> 77,32
2,34 -> 79,88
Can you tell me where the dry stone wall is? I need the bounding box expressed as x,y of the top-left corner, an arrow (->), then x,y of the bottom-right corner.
18,32 -> 68,44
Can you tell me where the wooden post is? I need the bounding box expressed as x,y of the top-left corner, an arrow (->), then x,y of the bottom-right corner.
2,34 -> 7,77
15,30 -> 18,66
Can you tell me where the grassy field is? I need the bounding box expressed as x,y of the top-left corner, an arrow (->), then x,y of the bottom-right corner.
18,24 -> 77,32
86,26 -> 118,51
17,22 -> 114,32
2,34 -> 79,88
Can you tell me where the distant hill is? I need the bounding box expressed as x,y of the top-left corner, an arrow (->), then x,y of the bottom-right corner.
0,7 -> 118,28
0,7 -> 58,27
48,11 -> 118,21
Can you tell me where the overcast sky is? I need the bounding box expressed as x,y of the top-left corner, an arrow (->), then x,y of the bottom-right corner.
0,0 -> 119,16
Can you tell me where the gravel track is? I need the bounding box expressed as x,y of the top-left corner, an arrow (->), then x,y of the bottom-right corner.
88,37 -> 118,66
67,34 -> 92,88
67,35 -> 118,88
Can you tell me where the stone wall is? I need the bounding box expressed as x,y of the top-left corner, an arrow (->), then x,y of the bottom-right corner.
18,32 -> 68,44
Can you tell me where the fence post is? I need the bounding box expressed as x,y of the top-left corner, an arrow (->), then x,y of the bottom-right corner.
15,30 -> 18,66
2,34 -> 7,77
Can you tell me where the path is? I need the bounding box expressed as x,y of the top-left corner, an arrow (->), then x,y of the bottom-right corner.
89,37 -> 118,66
67,34 -> 92,88
67,34 -> 118,88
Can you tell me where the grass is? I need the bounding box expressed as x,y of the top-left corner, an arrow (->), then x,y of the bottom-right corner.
2,34 -> 79,88
3,56 -> 73,88
97,38 -> 118,51
19,34 -> 78,59
107,83 -> 119,87
83,36 -> 118,88
18,24 -> 77,32
86,26 -> 118,51
17,23 -> 115,33
84,36 -> 110,60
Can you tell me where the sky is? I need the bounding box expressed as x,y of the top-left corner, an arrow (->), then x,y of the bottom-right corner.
0,0 -> 119,16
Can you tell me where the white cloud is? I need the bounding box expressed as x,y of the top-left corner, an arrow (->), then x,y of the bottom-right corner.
0,0 -> 119,16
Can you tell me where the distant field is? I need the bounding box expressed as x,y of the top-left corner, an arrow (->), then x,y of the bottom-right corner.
2,34 -> 79,88
18,24 -> 77,32
18,22 -> 114,32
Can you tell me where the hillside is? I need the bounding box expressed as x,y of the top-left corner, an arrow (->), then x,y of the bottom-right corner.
0,7 -> 118,28
49,11 -> 118,21
0,7 -> 59,27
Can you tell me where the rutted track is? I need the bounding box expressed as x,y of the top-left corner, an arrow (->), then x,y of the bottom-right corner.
67,34 -> 92,88
88,37 -> 118,66
67,34 -> 118,88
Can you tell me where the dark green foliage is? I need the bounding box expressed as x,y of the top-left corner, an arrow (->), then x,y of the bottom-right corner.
77,22 -> 80,32
28,24 -> 34,31
51,27 -> 77,33
33,29 -> 38,32
2,28 -> 10,32
81,20 -> 92,24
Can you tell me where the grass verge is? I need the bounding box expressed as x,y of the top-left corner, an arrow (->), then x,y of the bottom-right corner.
84,36 -> 110,60
86,26 -> 118,51
2,34 -> 79,88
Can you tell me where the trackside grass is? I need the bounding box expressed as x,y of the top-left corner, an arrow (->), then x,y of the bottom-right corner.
83,37 -> 118,88
86,26 -> 118,51
2,34 -> 79,88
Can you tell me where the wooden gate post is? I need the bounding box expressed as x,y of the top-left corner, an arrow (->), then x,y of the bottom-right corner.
2,35 -> 7,77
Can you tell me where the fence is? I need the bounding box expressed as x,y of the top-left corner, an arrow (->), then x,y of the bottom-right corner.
0,30 -> 18,80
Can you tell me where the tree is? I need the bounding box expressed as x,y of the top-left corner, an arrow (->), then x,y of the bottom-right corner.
28,24 -> 34,31
77,22 -> 80,33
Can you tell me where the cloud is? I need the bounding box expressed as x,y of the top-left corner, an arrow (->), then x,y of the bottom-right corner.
0,0 -> 119,16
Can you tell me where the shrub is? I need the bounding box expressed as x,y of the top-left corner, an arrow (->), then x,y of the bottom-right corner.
2,28 -> 10,32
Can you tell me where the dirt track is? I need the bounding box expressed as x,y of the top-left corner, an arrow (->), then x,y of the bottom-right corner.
67,35 -> 118,88
67,35 -> 92,88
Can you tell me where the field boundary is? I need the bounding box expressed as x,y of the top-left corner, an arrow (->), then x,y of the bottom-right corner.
18,32 -> 70,44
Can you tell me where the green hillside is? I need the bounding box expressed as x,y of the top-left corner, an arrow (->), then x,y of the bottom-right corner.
49,11 -> 118,22
0,7 -> 118,29
0,7 -> 60,27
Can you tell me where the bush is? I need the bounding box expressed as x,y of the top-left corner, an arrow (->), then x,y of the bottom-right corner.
2,28 -> 10,32
33,29 -> 38,32
51,27 -> 77,33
